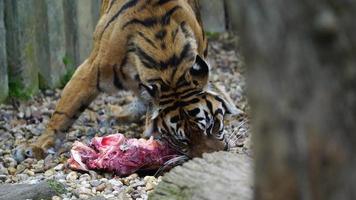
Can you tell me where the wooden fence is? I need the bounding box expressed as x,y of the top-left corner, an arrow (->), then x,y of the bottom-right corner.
0,0 -> 238,102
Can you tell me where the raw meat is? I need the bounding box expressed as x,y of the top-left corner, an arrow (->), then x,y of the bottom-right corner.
68,133 -> 180,176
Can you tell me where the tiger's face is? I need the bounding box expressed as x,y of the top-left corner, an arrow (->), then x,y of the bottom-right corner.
140,54 -> 239,158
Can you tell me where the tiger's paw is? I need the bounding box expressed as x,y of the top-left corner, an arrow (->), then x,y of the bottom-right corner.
13,132 -> 57,162
13,144 -> 46,162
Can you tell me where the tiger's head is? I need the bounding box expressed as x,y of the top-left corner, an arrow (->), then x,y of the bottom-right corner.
139,54 -> 239,158
129,5 -> 239,158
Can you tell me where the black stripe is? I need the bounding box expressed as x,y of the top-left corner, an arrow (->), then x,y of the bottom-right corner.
159,99 -> 175,106
204,110 -> 210,124
188,108 -> 200,116
170,115 -> 179,123
123,17 -> 158,29
161,6 -> 181,25
113,65 -> 123,89
154,0 -> 175,6
119,56 -> 128,80
97,68 -> 103,92
104,0 -> 140,30
214,108 -> 224,116
138,32 -> 158,49
108,0 -> 117,12
155,29 -> 167,40
205,99 -> 214,115
163,98 -> 200,115
79,103 -> 89,112
214,96 -> 229,113
122,6 -> 181,29
135,46 -> 159,69
180,90 -> 203,99
160,87 -> 195,99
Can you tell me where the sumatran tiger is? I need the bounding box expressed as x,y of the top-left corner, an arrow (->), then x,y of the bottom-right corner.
14,0 -> 239,162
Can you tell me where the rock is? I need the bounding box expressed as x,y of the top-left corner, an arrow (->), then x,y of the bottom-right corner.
0,165 -> 8,175
16,173 -> 29,181
79,194 -> 91,199
8,167 -> 16,175
0,175 -> 6,182
54,163 -> 64,171
0,180 -> 65,200
89,180 -> 101,187
79,173 -> 91,181
95,183 -> 106,192
52,196 -> 62,200
66,171 -> 78,181
44,169 -> 55,177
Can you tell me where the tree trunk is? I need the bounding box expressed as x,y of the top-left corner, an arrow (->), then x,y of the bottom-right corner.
236,0 -> 356,199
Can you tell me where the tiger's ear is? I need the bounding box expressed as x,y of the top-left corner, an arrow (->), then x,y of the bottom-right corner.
189,55 -> 209,87
190,55 -> 209,77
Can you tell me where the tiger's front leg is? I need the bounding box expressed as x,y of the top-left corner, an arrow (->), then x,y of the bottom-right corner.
14,59 -> 101,161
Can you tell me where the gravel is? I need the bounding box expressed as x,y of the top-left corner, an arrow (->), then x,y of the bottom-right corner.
0,35 -> 249,199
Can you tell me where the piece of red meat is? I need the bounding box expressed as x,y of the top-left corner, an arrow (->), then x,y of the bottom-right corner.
68,133 -> 180,176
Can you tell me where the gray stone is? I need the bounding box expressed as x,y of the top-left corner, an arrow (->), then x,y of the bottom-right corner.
150,152 -> 253,200
76,0 -> 101,64
0,180 -> 65,200
0,0 -> 8,102
4,0 -> 39,98
199,0 -> 226,33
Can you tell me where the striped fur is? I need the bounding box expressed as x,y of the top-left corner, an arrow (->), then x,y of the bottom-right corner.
17,0 -> 238,160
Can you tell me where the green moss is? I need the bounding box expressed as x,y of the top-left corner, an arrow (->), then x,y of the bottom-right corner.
206,32 -> 220,40
8,78 -> 33,100
46,180 -> 66,195
60,55 -> 76,88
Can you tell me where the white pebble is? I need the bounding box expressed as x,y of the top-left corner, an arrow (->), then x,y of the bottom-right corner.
66,171 -> 78,181
54,164 -> 64,171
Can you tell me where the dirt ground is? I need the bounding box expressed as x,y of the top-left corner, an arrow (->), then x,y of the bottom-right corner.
0,35 -> 250,200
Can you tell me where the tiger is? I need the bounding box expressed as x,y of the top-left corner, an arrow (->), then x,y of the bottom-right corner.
14,0 -> 239,162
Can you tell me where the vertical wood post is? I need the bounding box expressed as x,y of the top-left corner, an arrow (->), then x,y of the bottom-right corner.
5,0 -> 39,98
0,0 -> 8,102
199,0 -> 226,33
76,0 -> 101,64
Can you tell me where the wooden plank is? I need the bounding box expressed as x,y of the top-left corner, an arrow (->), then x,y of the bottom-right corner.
0,0 -> 8,102
4,0 -> 39,99
224,0 -> 240,31
150,152 -> 253,200
39,0 -> 67,88
199,0 -> 226,33
63,0 -> 79,67
76,0 -> 101,64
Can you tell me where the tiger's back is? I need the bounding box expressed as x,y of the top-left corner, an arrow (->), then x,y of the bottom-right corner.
92,0 -> 208,94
